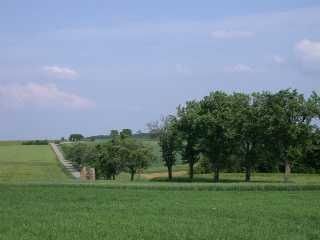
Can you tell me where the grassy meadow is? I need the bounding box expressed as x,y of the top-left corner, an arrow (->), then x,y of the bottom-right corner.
0,141 -> 320,239
0,142 -> 69,183
0,185 -> 319,240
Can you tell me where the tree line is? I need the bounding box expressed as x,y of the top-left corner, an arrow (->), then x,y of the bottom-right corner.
157,89 -> 320,182
61,129 -> 153,181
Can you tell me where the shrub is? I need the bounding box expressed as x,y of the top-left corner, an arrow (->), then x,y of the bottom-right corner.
22,140 -> 49,145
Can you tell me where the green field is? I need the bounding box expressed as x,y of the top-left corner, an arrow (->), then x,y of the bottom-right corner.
0,142 -> 320,239
0,144 -> 69,183
0,186 -> 319,240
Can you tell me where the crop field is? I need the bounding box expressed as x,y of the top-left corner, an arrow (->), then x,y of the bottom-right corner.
0,141 -> 320,239
0,143 -> 69,183
0,185 -> 319,240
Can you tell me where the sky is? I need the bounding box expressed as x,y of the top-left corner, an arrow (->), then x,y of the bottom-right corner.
1,0 -> 320,140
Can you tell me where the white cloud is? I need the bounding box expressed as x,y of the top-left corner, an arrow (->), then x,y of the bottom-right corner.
210,30 -> 254,39
0,83 -> 95,110
295,39 -> 320,61
295,39 -> 320,73
43,66 -> 79,79
273,55 -> 286,64
224,64 -> 254,73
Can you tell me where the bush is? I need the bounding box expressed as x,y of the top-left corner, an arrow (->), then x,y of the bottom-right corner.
22,140 -> 49,145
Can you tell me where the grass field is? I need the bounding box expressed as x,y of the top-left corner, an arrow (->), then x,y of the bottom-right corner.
0,185 -> 319,240
0,143 -> 69,183
1,141 -> 320,239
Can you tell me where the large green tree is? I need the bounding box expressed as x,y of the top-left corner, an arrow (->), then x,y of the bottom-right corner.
120,138 -> 153,181
68,134 -> 84,142
159,116 -> 179,181
260,89 -> 314,181
231,93 -> 265,181
96,142 -> 123,180
176,100 -> 201,180
120,129 -> 133,139
198,91 -> 234,182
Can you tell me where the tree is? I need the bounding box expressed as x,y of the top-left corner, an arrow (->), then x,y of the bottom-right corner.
307,91 -> 320,120
146,120 -> 161,139
231,93 -> 264,181
120,138 -> 153,181
198,91 -> 234,182
109,130 -> 120,144
260,89 -> 314,182
96,142 -> 123,180
82,144 -> 99,167
69,134 -> 84,142
176,100 -> 201,180
159,116 -> 179,180
301,129 -> 320,172
110,130 -> 119,138
120,129 -> 133,139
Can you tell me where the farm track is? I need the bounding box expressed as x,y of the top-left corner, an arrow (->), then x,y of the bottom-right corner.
49,143 -> 80,179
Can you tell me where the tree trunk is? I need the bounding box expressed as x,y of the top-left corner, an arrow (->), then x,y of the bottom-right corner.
213,166 -> 219,182
112,174 -> 115,180
245,165 -> 251,182
284,160 -> 291,182
130,170 -> 135,181
189,162 -> 194,180
167,165 -> 172,181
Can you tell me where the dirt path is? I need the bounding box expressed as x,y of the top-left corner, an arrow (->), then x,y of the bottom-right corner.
141,171 -> 187,180
49,143 -> 80,179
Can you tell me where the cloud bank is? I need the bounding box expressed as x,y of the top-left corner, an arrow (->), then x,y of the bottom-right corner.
43,66 -> 79,79
0,83 -> 95,110
295,39 -> 320,73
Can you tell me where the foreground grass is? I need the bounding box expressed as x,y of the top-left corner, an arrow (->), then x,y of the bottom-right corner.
0,185 -> 319,240
0,144 -> 69,183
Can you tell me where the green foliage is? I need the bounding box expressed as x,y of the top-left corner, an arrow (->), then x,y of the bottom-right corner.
61,136 -> 155,180
146,120 -> 162,139
120,128 -> 133,139
159,116 -> 179,180
257,89 -> 315,181
176,100 -> 201,179
22,140 -> 49,145
154,88 -> 320,182
110,129 -> 119,138
68,134 -> 84,142
119,138 -> 153,180
95,143 -> 122,180
194,155 -> 212,174
197,91 -> 235,182
62,143 -> 88,166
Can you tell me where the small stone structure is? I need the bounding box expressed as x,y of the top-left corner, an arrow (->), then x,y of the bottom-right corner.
80,166 -> 96,181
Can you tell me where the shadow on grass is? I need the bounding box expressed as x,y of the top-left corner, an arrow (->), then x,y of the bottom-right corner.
150,176 -> 284,184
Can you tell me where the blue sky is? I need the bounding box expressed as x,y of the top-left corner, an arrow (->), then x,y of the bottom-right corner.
1,1 -> 320,139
